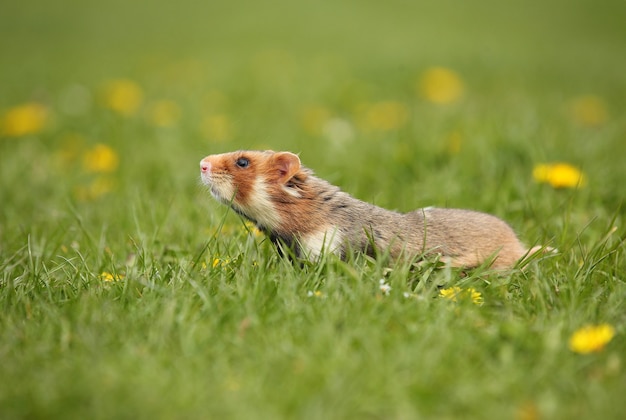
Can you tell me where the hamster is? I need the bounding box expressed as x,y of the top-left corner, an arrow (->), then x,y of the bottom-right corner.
200,150 -> 546,269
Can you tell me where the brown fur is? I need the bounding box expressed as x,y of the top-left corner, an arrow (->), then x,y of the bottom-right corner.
200,150 -> 542,269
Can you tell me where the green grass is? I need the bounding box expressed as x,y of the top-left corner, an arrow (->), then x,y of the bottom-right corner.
1,0 -> 626,418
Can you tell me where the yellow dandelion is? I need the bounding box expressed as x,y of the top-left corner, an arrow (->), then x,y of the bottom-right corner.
212,257 -> 231,268
439,286 -> 483,305
532,162 -> 586,189
101,79 -> 144,116
568,324 -> 615,354
307,290 -> 325,298
439,286 -> 463,301
418,67 -> 464,104
82,144 -> 119,173
100,272 -> 124,282
1,103 -> 49,137
242,221 -> 263,237
569,95 -> 608,127
201,114 -> 234,142
469,289 -> 483,305
300,105 -> 332,135
356,101 -> 409,132
147,100 -> 181,127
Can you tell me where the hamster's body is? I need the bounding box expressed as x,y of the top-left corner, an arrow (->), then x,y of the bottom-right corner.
200,150 -> 538,269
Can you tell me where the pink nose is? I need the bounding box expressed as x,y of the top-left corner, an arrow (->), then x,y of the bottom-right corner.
200,161 -> 211,173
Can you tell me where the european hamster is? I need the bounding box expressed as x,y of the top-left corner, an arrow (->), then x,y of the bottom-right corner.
200,150 -> 545,269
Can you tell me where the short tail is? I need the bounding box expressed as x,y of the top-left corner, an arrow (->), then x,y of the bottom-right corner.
527,245 -> 557,255
521,245 -> 558,266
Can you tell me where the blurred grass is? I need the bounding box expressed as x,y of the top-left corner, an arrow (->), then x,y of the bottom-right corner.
1,0 -> 626,419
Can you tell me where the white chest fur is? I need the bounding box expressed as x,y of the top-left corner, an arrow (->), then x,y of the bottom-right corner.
240,179 -> 283,230
300,226 -> 343,260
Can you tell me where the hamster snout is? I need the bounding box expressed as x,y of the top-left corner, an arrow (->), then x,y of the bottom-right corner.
200,160 -> 211,174
200,160 -> 213,187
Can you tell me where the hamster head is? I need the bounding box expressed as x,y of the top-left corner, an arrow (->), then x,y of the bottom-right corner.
200,150 -> 305,229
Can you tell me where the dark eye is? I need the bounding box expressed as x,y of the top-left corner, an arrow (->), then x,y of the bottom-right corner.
235,157 -> 250,168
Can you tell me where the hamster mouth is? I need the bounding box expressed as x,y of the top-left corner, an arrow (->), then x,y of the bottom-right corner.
199,172 -> 220,198
204,176 -> 235,205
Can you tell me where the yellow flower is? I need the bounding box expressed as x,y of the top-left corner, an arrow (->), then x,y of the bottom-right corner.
242,221 -> 263,237
417,67 -> 464,104
82,144 -> 119,173
100,272 -> 124,282
102,79 -> 144,116
356,101 -> 409,132
569,95 -> 608,127
212,257 -> 231,268
1,103 -> 49,137
201,114 -> 234,142
568,324 -> 615,354
147,100 -> 181,127
307,290 -> 325,298
439,286 -> 483,305
533,162 -> 586,189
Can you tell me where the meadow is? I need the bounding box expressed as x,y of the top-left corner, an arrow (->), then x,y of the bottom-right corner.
1,0 -> 625,418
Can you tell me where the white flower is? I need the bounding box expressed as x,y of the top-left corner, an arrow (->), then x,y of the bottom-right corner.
379,279 -> 392,295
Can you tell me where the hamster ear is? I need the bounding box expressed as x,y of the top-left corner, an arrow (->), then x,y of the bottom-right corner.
272,152 -> 301,183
